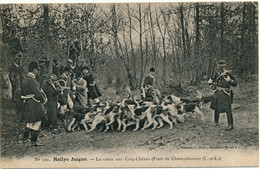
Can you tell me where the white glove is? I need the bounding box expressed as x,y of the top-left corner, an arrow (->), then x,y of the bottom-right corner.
208,79 -> 213,84
57,102 -> 60,109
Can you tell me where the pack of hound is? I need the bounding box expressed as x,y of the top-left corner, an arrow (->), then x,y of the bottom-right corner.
66,90 -> 205,133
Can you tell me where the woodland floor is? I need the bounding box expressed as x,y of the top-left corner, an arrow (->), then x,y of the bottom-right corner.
0,75 -> 258,159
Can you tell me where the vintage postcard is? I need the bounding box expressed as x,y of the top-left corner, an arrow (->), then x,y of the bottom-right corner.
0,1 -> 259,168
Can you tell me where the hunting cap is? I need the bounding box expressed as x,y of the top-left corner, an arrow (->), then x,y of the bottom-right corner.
150,67 -> 155,72
28,61 -> 39,72
217,60 -> 226,68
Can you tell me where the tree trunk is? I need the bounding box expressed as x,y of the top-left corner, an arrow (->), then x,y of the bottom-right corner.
240,2 -> 246,75
148,4 -> 157,67
180,4 -> 186,60
138,4 -> 144,88
127,4 -> 137,89
43,4 -> 53,74
220,2 -> 224,58
194,3 -> 200,83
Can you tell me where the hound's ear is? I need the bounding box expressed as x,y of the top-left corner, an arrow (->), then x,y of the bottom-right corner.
175,104 -> 181,109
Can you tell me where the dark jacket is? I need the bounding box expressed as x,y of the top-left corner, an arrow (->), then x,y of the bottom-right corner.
42,80 -> 60,126
21,73 -> 46,123
210,71 -> 237,113
143,75 -> 154,88
142,75 -> 154,99
83,73 -> 102,99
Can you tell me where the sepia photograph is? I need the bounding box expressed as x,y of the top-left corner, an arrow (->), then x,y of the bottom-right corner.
0,1 -> 259,168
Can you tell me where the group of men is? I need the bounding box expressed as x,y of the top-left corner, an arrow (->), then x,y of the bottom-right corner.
9,51 -> 102,146
9,49 -> 237,147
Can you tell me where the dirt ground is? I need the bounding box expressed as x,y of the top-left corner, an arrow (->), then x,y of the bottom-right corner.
0,76 -> 258,159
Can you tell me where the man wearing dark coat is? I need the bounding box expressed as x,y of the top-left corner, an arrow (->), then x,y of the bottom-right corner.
82,66 -> 102,104
42,74 -> 60,129
9,51 -> 24,115
141,67 -> 155,101
208,60 -> 237,130
21,61 -> 47,146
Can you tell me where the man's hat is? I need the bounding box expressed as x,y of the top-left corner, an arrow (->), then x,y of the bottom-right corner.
217,60 -> 226,68
28,61 -> 39,72
150,67 -> 155,72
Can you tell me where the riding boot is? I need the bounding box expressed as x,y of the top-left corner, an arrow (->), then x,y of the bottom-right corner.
31,130 -> 44,147
214,111 -> 219,126
23,127 -> 30,140
225,111 -> 233,131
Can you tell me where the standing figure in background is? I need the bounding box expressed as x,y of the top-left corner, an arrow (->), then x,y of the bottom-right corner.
37,57 -> 49,86
75,58 -> 86,74
58,66 -> 73,115
21,61 -> 47,146
141,67 -> 155,101
72,72 -> 88,108
208,60 -> 237,131
9,50 -> 24,115
42,74 -> 61,130
82,66 -> 102,104
60,59 -> 76,77
52,59 -> 60,77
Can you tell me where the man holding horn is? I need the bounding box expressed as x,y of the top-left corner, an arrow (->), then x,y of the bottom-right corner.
21,61 -> 47,146
208,60 -> 237,131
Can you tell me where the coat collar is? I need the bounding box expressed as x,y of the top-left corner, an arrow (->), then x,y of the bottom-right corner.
27,72 -> 36,79
148,74 -> 154,79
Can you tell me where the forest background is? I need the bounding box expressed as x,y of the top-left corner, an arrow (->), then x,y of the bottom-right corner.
0,2 -> 258,94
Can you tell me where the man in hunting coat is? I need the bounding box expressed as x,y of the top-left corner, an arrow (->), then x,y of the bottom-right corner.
141,67 -> 155,101
208,60 -> 237,130
42,74 -> 61,129
21,61 -> 47,146
82,66 -> 102,104
9,50 -> 24,115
